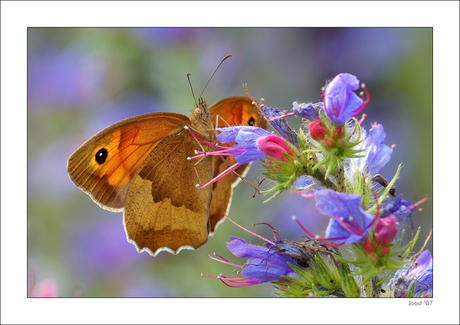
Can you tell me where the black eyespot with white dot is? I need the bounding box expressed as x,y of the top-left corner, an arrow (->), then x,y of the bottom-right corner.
248,117 -> 255,126
95,148 -> 108,165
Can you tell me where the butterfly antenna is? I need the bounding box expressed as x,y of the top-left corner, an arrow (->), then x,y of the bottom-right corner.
199,54 -> 232,100
187,73 -> 198,108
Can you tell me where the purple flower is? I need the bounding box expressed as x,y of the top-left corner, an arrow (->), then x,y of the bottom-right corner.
324,73 -> 368,124
228,237 -> 299,282
292,101 -> 321,121
216,126 -> 272,165
354,124 -> 393,174
390,250 -> 433,297
188,126 -> 271,189
381,195 -> 414,222
407,250 -> 433,297
202,237 -> 298,287
315,190 -> 375,245
262,106 -> 298,144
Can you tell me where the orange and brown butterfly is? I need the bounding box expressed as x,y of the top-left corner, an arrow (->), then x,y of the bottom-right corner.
67,62 -> 267,256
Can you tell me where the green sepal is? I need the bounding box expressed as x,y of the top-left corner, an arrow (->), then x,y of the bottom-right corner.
311,283 -> 334,297
405,279 -> 417,298
338,264 -> 360,297
287,263 -> 315,284
311,255 -> 337,290
391,227 -> 420,259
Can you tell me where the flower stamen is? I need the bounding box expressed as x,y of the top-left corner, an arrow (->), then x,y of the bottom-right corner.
253,222 -> 282,240
198,163 -> 241,189
207,253 -> 242,268
225,215 -> 275,245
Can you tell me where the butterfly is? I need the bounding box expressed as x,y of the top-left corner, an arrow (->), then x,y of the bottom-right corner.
67,95 -> 267,256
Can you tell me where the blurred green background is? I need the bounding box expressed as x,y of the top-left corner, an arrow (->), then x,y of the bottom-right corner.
27,28 -> 432,297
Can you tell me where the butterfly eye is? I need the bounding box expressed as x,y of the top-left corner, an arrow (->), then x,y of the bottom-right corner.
248,117 -> 255,126
95,148 -> 108,164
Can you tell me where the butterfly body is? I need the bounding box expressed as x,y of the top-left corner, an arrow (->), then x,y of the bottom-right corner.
67,96 -> 267,256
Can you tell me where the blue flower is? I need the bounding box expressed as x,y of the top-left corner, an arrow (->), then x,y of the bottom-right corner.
407,250 -> 432,297
292,101 -> 321,121
202,237 -> 298,287
227,237 -> 299,283
315,190 -> 375,245
354,124 -> 393,174
324,73 -> 368,124
216,126 -> 272,164
381,195 -> 414,222
262,106 -> 298,144
388,250 -> 433,297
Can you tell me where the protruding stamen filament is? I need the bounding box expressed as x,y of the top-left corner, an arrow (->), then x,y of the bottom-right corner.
291,216 -> 317,238
198,163 -> 241,189
292,216 -> 347,248
225,214 -> 275,245
185,126 -> 222,149
353,87 -> 370,117
253,222 -> 282,240
358,114 -> 367,125
206,253 -> 242,268
267,112 -> 295,121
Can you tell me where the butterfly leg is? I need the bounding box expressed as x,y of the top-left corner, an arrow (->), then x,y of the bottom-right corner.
189,155 -> 210,198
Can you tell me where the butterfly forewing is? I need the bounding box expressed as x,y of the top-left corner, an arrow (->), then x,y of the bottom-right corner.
67,113 -> 191,210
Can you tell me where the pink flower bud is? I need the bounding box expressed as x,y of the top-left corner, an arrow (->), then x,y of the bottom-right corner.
362,240 -> 373,254
381,245 -> 388,256
333,126 -> 342,139
307,120 -> 327,141
374,215 -> 398,245
256,135 -> 294,162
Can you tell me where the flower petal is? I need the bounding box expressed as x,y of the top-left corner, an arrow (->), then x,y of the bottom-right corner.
226,237 -> 269,259
263,106 -> 298,144
292,101 -> 320,121
216,126 -> 272,164
355,124 -> 392,174
315,190 -> 374,244
382,196 -> 414,222
324,73 -> 363,124
226,237 -> 298,284
408,250 -> 433,296
216,126 -> 271,144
